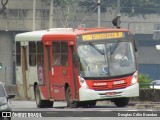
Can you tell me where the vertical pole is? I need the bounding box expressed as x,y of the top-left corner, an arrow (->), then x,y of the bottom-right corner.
117,0 -> 120,15
98,0 -> 101,27
117,0 -> 121,28
5,66 -> 6,84
49,0 -> 53,28
21,47 -> 28,99
33,0 -> 36,31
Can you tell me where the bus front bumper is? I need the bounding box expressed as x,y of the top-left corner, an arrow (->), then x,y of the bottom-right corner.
79,83 -> 139,101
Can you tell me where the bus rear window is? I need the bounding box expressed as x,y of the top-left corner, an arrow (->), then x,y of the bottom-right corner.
16,42 -> 21,66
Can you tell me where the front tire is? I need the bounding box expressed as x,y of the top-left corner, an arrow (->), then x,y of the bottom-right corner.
66,87 -> 78,108
79,101 -> 96,108
113,98 -> 129,107
88,101 -> 96,107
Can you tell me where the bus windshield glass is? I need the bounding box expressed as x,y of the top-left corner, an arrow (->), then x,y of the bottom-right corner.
77,41 -> 136,78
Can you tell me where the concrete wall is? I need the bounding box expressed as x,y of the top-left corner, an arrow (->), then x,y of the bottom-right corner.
0,0 -> 160,84
0,32 -> 13,84
0,0 -> 158,33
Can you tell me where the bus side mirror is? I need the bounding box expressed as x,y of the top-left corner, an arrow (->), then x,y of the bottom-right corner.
133,40 -> 137,52
72,52 -> 80,64
7,94 -> 15,99
0,63 -> 2,70
72,52 -> 76,63
112,15 -> 121,29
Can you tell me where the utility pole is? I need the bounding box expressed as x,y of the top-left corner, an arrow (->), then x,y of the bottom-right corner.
98,0 -> 101,27
49,0 -> 54,28
117,0 -> 121,28
32,0 -> 36,31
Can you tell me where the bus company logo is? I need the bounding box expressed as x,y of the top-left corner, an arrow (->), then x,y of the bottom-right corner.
94,82 -> 107,86
113,80 -> 125,85
37,65 -> 44,84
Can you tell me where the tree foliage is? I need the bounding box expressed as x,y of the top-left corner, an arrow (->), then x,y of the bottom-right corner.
43,0 -> 77,7
74,0 -> 160,15
45,0 -> 160,15
0,0 -> 9,14
43,0 -> 160,27
138,73 -> 152,88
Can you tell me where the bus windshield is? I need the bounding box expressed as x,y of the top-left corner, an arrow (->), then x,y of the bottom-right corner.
77,41 -> 136,78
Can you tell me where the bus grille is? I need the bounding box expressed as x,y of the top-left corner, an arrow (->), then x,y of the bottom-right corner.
112,83 -> 127,89
92,86 -> 109,91
92,82 -> 128,91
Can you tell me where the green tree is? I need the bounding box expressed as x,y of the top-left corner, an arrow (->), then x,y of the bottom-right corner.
79,0 -> 160,15
138,73 -> 152,88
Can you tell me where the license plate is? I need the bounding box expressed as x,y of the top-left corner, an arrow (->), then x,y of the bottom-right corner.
106,92 -> 116,96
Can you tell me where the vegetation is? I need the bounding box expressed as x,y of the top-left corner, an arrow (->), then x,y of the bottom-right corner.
42,0 -> 160,27
79,0 -> 160,15
0,0 -> 9,15
44,0 -> 160,15
138,73 -> 152,88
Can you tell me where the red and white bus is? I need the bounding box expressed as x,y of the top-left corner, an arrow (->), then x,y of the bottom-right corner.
15,27 -> 139,108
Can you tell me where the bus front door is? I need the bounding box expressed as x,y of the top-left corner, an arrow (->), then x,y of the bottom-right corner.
43,45 -> 52,100
49,42 -> 69,100
21,42 -> 29,99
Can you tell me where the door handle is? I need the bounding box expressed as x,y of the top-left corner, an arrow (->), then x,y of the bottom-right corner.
62,68 -> 67,76
51,67 -> 54,75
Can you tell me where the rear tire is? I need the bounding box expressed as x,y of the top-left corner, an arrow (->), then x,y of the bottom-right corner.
35,85 -> 45,108
66,87 -> 78,108
45,100 -> 54,108
113,98 -> 129,107
35,85 -> 53,108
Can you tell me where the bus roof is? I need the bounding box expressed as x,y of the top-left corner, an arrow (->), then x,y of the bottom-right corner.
15,28 -> 74,42
15,28 -> 130,42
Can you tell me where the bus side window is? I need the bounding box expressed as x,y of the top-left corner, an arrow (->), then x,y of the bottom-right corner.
61,42 -> 68,66
52,41 -> 68,66
16,42 -> 21,66
29,42 -> 36,66
37,42 -> 44,65
52,42 -> 61,66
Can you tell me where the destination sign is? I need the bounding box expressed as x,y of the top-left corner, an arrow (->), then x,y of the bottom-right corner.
82,32 -> 124,41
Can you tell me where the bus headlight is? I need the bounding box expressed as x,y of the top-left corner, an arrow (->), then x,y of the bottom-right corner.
131,71 -> 138,85
78,76 -> 89,89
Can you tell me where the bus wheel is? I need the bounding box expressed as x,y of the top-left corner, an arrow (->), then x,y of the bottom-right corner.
66,87 -> 78,108
45,100 -> 54,108
35,85 -> 45,108
113,98 -> 129,107
80,101 -> 96,107
88,101 -> 96,107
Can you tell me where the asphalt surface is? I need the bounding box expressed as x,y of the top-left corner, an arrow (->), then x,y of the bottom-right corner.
2,100 -> 160,120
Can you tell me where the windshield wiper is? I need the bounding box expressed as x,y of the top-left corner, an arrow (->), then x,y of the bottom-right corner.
89,43 -> 104,55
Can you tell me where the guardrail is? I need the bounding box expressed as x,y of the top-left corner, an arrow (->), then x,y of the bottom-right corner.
139,83 -> 160,89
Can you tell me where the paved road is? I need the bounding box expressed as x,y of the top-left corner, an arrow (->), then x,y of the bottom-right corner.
4,100 -> 160,120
